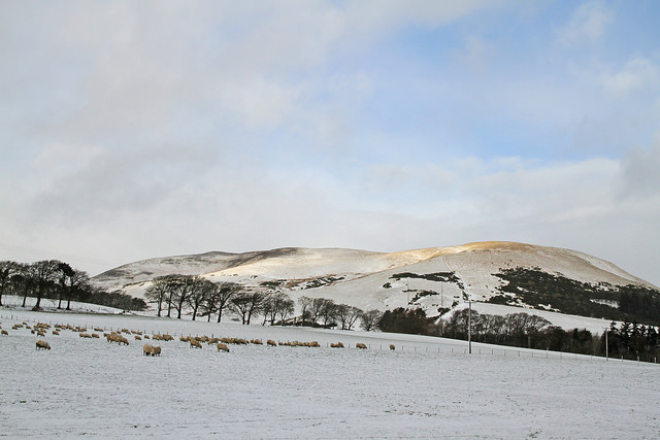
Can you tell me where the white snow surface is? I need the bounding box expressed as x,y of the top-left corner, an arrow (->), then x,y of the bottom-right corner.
2,305 -> 660,439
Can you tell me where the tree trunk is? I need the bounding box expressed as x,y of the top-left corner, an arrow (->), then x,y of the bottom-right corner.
177,298 -> 185,319
217,308 -> 223,323
22,285 -> 29,307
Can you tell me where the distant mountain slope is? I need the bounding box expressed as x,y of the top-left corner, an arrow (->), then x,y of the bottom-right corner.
91,241 -> 659,326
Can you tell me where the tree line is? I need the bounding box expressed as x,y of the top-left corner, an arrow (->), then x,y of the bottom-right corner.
0,260 -> 147,312
490,267 -> 660,325
144,277 -> 381,330
376,307 -> 660,362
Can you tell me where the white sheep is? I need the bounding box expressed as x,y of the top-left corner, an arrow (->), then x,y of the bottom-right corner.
36,340 -> 51,350
143,344 -> 154,356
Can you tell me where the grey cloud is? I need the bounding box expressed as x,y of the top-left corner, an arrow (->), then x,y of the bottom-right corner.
28,142 -> 216,224
621,142 -> 660,199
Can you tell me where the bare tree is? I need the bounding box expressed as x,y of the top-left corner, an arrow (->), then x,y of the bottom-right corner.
230,290 -> 266,325
309,297 -> 327,326
15,263 -> 33,308
160,274 -> 195,319
336,304 -> 363,330
56,262 -> 75,309
186,277 -> 216,321
168,275 -> 198,319
200,284 -> 220,322
0,261 -> 20,306
215,282 -> 242,323
276,294 -> 295,325
319,298 -> 338,328
298,296 -> 313,326
30,260 -> 61,310
360,309 -> 382,331
144,276 -> 171,317
65,269 -> 89,311
262,292 -> 294,326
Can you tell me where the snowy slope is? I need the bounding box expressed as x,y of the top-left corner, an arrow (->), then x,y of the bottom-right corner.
91,241 -> 658,329
1,309 -> 659,439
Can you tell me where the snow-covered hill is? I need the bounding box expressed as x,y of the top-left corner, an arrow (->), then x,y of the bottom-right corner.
91,241 -> 657,329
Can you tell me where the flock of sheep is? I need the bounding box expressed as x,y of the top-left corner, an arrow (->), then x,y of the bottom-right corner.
1,320 -> 397,355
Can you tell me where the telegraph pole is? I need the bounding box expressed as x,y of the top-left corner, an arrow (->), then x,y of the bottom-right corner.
605,327 -> 609,361
468,297 -> 472,354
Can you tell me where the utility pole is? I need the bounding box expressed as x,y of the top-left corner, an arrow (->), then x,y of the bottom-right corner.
468,297 -> 472,354
605,327 -> 609,361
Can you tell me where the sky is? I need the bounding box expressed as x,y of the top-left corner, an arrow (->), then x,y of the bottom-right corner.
1,1 -> 659,285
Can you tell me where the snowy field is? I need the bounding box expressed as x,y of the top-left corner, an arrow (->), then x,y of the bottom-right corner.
1,303 -> 660,439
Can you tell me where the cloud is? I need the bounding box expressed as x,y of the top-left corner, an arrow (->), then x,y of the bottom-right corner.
556,1 -> 614,45
621,139 -> 660,199
598,58 -> 660,96
1,1 -> 660,288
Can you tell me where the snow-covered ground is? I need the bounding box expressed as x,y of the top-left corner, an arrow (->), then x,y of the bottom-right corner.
2,303 -> 659,439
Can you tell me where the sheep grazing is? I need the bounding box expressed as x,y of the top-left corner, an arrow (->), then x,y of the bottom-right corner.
92,333 -> 100,338
79,333 -> 92,338
179,336 -> 190,342
106,334 -> 129,345
36,340 -> 51,350
216,343 -> 230,353
143,344 -> 161,356
143,335 -> 150,339
267,339 -> 277,347
134,335 -> 142,341
250,339 -> 263,345
1,330 -> 8,336
389,344 -> 395,351
162,335 -> 174,341
330,342 -> 344,348
52,331 -> 60,336
190,339 -> 202,349
356,343 -> 367,350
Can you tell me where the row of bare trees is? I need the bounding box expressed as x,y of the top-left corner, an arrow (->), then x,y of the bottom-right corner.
144,275 -> 296,324
0,260 -> 87,310
143,277 -> 379,331
0,260 -> 146,311
298,296 -> 380,330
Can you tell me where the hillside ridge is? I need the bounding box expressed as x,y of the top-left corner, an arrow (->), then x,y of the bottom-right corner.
91,241 -> 659,329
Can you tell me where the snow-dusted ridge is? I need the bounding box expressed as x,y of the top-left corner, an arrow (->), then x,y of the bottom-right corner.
91,241 -> 657,330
